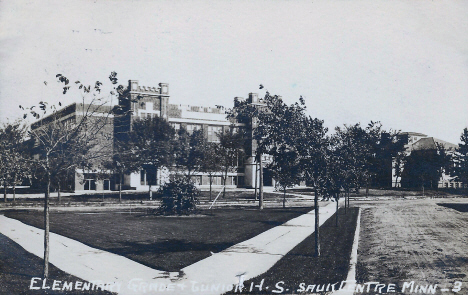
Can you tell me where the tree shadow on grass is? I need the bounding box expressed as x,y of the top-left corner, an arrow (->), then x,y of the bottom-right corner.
109,239 -> 233,255
437,203 -> 468,212
105,239 -> 235,271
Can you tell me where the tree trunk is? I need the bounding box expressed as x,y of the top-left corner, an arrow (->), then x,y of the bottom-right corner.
43,172 -> 51,278
119,172 -> 122,203
336,193 -> 339,227
259,156 -> 263,210
3,179 -> 6,202
344,189 -> 348,214
314,188 -> 320,257
347,191 -> 350,209
366,180 -> 369,197
209,174 -> 212,202
223,168 -> 228,198
57,182 -> 61,204
283,187 -> 286,208
254,162 -> 258,201
13,175 -> 16,203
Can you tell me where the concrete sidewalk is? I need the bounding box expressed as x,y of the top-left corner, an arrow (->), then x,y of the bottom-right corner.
0,200 -> 342,295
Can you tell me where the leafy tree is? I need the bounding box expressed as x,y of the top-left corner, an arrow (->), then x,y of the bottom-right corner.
393,133 -> 409,188
23,73 -> 119,279
297,116 -> 329,256
400,142 -> 451,192
252,93 -> 305,208
401,143 -> 450,194
157,179 -> 200,215
331,123 -> 366,213
323,145 -> 346,225
226,95 -> 266,208
127,116 -> 175,200
367,127 -> 408,189
174,129 -> 207,180
270,148 -> 302,208
0,121 -> 30,203
454,128 -> 468,191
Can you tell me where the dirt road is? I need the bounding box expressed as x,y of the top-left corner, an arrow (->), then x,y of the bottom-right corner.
355,198 -> 468,294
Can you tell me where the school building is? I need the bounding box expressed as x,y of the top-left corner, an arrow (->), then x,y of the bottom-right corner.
31,80 -> 269,192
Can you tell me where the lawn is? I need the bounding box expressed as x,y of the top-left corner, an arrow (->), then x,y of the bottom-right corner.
5,207 -> 311,272
0,189 -> 294,206
0,233 -> 114,295
226,207 -> 359,294
356,198 -> 468,294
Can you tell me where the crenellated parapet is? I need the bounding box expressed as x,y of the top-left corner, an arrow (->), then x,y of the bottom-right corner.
128,80 -> 169,96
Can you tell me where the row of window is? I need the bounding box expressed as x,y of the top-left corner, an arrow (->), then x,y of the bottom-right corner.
83,179 -> 111,190
443,182 -> 467,188
170,175 -> 243,186
83,174 -> 243,190
140,112 -> 155,119
170,123 -> 224,142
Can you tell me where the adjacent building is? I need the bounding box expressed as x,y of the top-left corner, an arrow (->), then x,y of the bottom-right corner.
392,132 -> 464,189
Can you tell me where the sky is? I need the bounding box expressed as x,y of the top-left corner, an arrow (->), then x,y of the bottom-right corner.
1,0 -> 467,144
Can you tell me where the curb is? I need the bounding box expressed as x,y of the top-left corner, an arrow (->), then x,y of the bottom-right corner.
332,207 -> 361,295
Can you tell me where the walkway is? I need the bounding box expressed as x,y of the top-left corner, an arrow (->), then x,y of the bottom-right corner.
0,200 -> 342,295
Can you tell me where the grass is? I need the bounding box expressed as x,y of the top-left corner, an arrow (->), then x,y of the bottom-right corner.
5,207 -> 311,272
3,187 -> 463,208
0,189 -> 286,205
226,207 -> 359,294
0,233 -> 114,295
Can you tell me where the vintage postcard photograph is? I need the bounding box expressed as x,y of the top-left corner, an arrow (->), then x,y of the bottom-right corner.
0,1 -> 467,294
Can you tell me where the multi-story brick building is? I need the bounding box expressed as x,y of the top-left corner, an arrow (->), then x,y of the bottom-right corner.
31,80 -> 268,192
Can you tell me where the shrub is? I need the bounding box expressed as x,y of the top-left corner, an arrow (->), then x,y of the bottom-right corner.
157,179 -> 200,215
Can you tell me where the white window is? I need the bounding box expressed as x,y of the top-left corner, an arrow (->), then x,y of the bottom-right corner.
208,125 -> 222,142
170,123 -> 181,131
186,124 -> 202,135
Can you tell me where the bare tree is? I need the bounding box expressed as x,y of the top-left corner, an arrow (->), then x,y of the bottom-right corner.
200,142 -> 222,201
22,73 -> 119,279
217,127 -> 245,198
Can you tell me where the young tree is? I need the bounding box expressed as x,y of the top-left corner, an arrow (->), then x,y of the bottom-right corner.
127,116 -> 175,200
0,121 -> 30,203
252,93 -> 306,208
23,73 -> 119,279
226,94 -> 265,209
270,148 -> 302,208
323,143 -> 347,226
298,116 -> 329,257
174,129 -> 207,181
98,136 -> 137,202
200,142 -> 222,201
217,127 -> 245,198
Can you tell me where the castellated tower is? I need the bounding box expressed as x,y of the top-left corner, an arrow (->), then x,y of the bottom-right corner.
114,80 -> 170,140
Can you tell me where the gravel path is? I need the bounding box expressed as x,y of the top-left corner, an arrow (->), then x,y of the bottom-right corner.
356,198 -> 468,294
